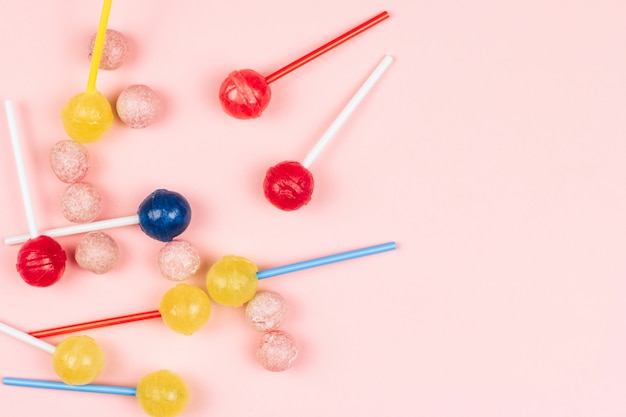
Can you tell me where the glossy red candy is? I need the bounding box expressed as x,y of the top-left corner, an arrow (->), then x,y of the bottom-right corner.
263,161 -> 314,211
218,69 -> 271,119
16,235 -> 67,287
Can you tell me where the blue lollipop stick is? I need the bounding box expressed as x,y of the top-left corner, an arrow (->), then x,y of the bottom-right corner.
256,241 -> 396,279
3,377 -> 136,396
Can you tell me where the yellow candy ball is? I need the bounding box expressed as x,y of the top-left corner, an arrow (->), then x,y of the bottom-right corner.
206,255 -> 258,307
159,283 -> 211,335
52,335 -> 104,385
61,91 -> 113,143
136,370 -> 190,417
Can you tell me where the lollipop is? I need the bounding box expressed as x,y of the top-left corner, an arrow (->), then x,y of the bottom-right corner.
61,0 -> 114,143
0,321 -> 104,385
116,84 -> 161,128
4,369 -> 189,417
264,55 -> 393,210
219,11 -> 389,119
49,140 -> 90,183
28,242 -> 397,337
5,189 -> 192,245
256,330 -> 298,372
4,100 -> 66,287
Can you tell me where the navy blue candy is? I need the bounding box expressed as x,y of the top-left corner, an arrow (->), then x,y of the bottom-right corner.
137,189 -> 191,242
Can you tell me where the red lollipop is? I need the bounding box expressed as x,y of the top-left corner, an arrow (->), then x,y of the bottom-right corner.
263,55 -> 394,210
219,11 -> 389,119
4,100 -> 66,287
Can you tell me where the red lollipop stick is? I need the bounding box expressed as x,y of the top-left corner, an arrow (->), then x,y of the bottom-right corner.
29,311 -> 162,338
219,11 -> 389,119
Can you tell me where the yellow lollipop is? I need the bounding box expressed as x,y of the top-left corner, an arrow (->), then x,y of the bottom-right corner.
4,369 -> 190,417
61,0 -> 114,143
206,255 -> 259,307
158,283 -> 212,336
0,321 -> 104,385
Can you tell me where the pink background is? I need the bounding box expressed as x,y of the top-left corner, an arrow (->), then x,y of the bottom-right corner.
1,1 -> 626,416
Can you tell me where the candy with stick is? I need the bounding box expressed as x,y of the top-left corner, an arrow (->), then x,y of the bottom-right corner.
5,188 -> 192,245
263,54 -> 393,211
0,321 -> 104,385
3,369 -> 189,417
219,11 -> 389,119
28,242 -> 397,336
62,0 -> 114,143
4,100 -> 67,287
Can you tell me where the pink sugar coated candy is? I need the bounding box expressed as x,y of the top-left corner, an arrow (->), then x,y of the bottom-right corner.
50,140 -> 90,183
256,330 -> 298,372
158,240 -> 201,281
245,291 -> 287,331
116,84 -> 161,129
61,182 -> 102,223
75,231 -> 119,274
88,29 -> 130,70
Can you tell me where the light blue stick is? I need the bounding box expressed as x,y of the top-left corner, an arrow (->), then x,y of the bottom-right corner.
256,241 -> 396,279
3,377 -> 137,396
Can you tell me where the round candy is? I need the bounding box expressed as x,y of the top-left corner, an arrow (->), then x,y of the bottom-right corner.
138,189 -> 191,242
16,235 -> 66,287
159,283 -> 211,335
116,84 -> 161,128
52,335 -> 104,385
136,370 -> 190,417
158,240 -> 201,282
263,161 -> 314,211
61,91 -> 114,143
245,291 -> 287,331
256,330 -> 298,372
219,69 -> 271,119
49,140 -> 90,183
61,182 -> 102,223
206,255 -> 258,307
88,29 -> 130,70
75,231 -> 119,274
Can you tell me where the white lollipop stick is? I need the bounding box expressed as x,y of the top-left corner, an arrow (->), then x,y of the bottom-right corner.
4,100 -> 39,238
301,54 -> 394,169
4,215 -> 139,246
0,321 -> 56,354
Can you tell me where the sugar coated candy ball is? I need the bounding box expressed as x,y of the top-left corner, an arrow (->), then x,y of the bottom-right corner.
219,69 -> 271,119
206,255 -> 258,307
52,335 -> 104,385
61,182 -> 102,223
49,140 -> 90,183
263,161 -> 314,211
88,29 -> 130,70
158,240 -> 201,281
75,231 -> 119,274
136,370 -> 190,417
116,84 -> 161,128
61,91 -> 114,143
16,235 -> 66,287
245,291 -> 287,331
256,330 -> 298,372
138,189 -> 192,242
159,283 -> 211,335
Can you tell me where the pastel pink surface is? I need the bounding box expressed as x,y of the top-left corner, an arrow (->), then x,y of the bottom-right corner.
0,2 -> 626,417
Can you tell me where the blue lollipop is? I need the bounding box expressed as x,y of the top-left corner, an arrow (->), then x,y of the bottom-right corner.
5,189 -> 192,245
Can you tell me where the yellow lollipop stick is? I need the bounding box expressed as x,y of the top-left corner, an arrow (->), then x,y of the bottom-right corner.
62,0 -> 114,143
87,0 -> 112,93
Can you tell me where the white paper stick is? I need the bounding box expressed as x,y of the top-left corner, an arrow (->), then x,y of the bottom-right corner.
4,100 -> 39,238
0,322 -> 56,354
301,55 -> 394,169
4,214 -> 139,246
